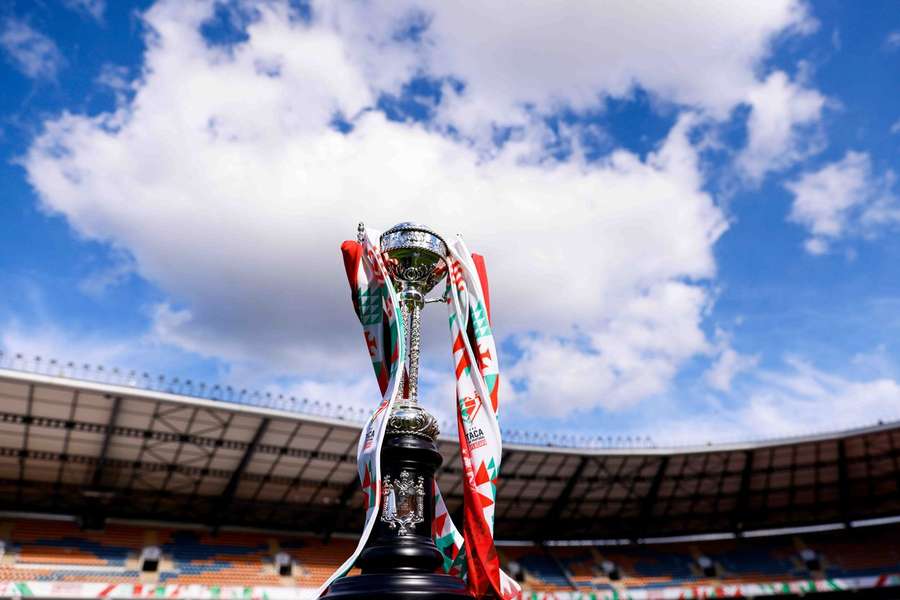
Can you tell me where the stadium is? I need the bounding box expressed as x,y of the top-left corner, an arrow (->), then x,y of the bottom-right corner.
1,353 -> 898,600
4,0 -> 900,599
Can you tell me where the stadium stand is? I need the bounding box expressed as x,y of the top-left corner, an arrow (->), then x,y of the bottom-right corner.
0,361 -> 899,598
1,516 -> 899,593
541,525 -> 900,589
0,518 -> 361,587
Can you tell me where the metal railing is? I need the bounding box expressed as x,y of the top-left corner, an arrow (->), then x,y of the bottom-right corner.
3,349 -> 898,451
0,350 -> 656,450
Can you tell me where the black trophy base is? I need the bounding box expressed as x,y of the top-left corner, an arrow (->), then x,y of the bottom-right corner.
322,572 -> 469,600
320,431 -> 472,600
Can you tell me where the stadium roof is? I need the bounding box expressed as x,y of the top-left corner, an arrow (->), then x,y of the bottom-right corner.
1,363 -> 899,541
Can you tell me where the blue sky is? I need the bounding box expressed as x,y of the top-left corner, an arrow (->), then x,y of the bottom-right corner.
2,0 -> 900,445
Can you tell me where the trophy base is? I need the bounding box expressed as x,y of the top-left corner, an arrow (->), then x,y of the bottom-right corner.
321,431 -> 473,600
321,572 -> 472,600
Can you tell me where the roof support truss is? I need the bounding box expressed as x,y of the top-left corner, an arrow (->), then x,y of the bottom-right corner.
537,455 -> 588,541
733,450 -> 754,534
838,439 -> 850,526
89,395 -> 122,490
211,417 -> 270,526
636,456 -> 669,537
324,476 -> 364,542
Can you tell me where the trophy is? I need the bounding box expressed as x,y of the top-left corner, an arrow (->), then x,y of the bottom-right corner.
322,222 -> 471,599
380,222 -> 447,443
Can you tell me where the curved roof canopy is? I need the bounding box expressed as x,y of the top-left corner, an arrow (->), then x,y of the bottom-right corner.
1,368 -> 898,540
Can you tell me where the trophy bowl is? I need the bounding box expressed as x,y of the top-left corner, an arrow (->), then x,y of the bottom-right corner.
380,222 -> 448,296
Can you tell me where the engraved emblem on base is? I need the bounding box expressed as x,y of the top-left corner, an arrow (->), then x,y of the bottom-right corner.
381,471 -> 426,535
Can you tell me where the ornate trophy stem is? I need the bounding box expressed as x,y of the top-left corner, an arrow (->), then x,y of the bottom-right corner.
398,302 -> 410,399
322,223 -> 470,600
405,299 -> 423,405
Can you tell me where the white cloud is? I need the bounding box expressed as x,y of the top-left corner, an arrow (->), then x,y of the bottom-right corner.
850,344 -> 898,380
704,334 -> 760,392
63,0 -> 106,23
737,70 -> 826,182
885,30 -> 900,50
786,151 -> 900,254
320,0 -> 825,178
78,251 -> 135,297
891,119 -> 900,135
320,1 -> 814,125
740,358 -> 900,438
96,64 -> 132,96
23,1 -> 731,419
0,319 -> 194,381
803,237 -> 829,256
789,150 -> 869,244
634,356 -> 900,446
509,279 -> 713,415
0,18 -> 64,79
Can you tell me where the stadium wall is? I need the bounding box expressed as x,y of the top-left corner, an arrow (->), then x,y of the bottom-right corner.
3,576 -> 900,599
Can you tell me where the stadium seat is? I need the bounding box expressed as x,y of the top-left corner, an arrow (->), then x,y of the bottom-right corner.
3,517 -> 900,591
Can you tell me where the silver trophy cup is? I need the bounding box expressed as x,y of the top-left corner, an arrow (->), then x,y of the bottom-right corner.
375,221 -> 449,441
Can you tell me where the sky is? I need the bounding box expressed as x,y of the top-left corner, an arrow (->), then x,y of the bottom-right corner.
1,0 -> 900,446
